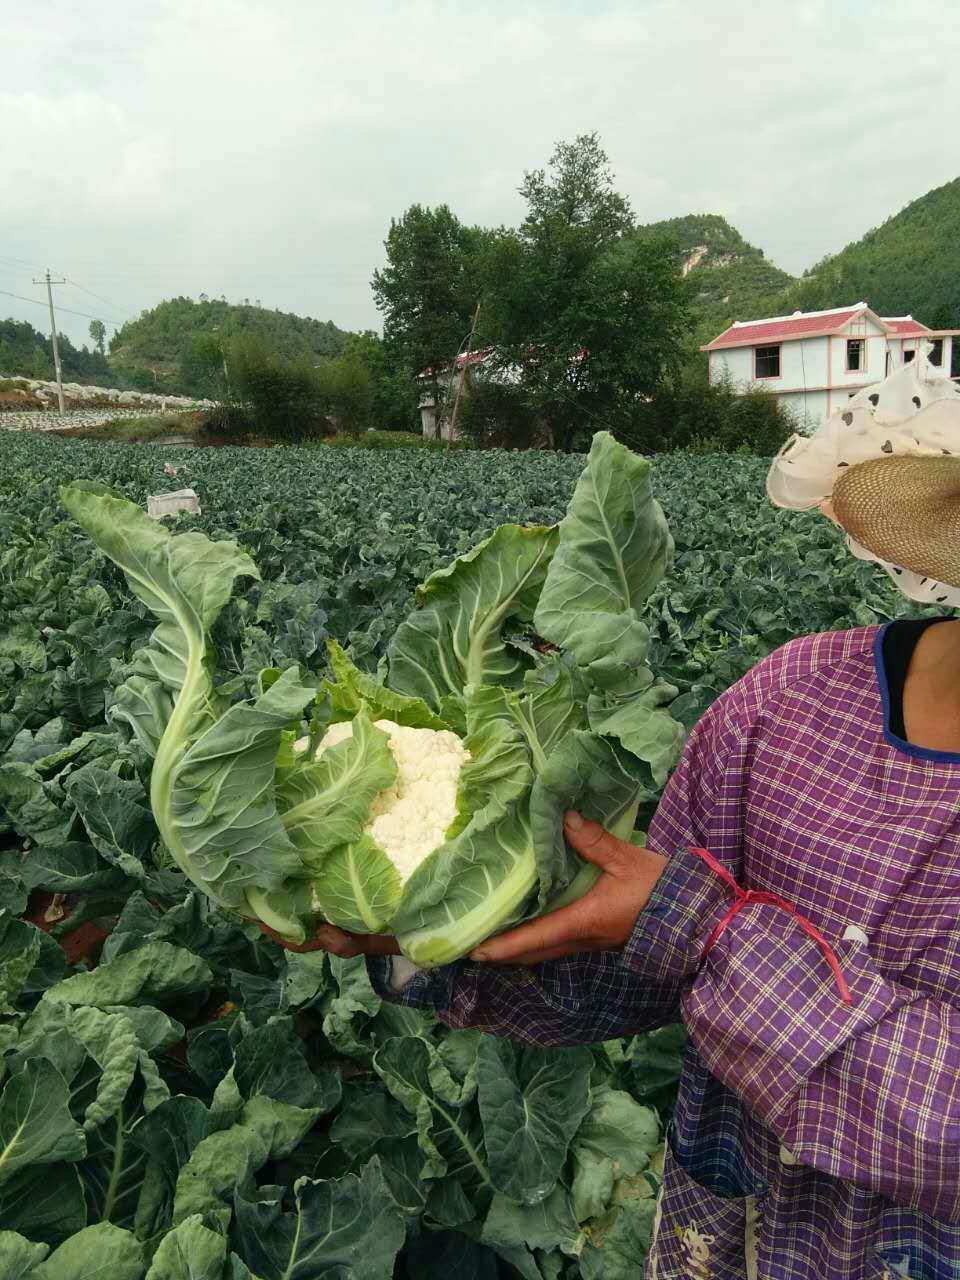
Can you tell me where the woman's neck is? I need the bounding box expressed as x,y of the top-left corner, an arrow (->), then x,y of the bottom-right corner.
902,619 -> 960,753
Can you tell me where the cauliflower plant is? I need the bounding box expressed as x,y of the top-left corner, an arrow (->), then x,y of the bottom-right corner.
61,432 -> 685,967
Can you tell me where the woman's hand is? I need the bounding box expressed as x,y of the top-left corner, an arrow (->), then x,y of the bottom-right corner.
468,810 -> 667,966
256,811 -> 666,968
257,921 -> 401,958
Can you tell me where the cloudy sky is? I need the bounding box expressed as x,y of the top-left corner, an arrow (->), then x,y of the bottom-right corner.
2,0 -> 958,347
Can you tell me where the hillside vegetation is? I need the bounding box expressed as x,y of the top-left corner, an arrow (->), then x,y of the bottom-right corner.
671,178 -> 960,345
108,296 -> 351,387
0,317 -> 112,385
639,213 -> 796,345
786,177 -> 960,326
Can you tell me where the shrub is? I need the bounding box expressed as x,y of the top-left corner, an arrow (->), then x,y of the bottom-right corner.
455,375 -> 546,449
339,331 -> 420,432
197,402 -> 257,440
30,347 -> 52,380
623,368 -> 796,455
226,338 -> 328,442
315,351 -> 375,438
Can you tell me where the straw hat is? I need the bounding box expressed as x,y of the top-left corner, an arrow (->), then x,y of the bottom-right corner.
767,344 -> 960,606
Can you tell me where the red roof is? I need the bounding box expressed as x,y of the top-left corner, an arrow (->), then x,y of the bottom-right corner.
454,348 -> 491,369
881,318 -> 931,337
703,307 -> 865,351
419,348 -> 492,378
419,345 -> 586,378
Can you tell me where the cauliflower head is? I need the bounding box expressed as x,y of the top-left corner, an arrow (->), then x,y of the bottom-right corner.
312,718 -> 471,881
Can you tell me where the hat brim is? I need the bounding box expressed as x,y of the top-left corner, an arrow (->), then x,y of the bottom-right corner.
832,454 -> 960,589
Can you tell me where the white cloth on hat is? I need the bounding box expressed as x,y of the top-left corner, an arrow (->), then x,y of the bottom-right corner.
767,344 -> 960,607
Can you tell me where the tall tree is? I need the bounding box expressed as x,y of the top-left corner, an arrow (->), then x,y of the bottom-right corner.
519,131 -> 635,248
485,134 -> 689,450
371,205 -> 486,437
341,330 -> 419,431
88,319 -> 106,356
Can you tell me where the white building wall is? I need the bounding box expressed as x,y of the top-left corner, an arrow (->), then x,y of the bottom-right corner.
709,320 -> 895,431
709,337 -> 830,393
708,345 -> 753,388
777,335 -> 828,392
418,374 -> 462,441
778,389 -> 828,431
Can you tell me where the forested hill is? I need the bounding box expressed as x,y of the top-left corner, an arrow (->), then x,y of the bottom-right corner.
638,213 -> 796,345
108,297 -> 351,381
0,317 -> 111,384
785,177 -> 960,327
644,179 -> 960,346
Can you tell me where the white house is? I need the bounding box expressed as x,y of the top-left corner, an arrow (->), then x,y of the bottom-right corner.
702,303 -> 960,429
417,349 -> 492,440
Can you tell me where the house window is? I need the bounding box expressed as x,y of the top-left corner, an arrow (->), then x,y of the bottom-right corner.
846,338 -> 866,372
904,348 -> 916,363
754,344 -> 780,379
930,339 -> 944,367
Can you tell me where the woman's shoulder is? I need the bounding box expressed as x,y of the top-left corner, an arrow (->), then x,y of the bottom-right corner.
713,625 -> 882,734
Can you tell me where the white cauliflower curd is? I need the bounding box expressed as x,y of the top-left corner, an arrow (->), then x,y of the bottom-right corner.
311,719 -> 470,882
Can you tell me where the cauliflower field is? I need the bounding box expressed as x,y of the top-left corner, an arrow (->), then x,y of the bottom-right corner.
0,434 -> 938,1278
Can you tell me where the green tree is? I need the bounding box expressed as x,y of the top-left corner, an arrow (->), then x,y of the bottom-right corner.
518,130 -> 635,248
0,318 -> 110,385
316,350 -> 375,438
485,134 -> 689,450
225,336 -> 326,441
371,205 -> 487,438
88,319 -> 106,356
30,345 -> 52,380
178,331 -> 230,400
341,330 -> 419,431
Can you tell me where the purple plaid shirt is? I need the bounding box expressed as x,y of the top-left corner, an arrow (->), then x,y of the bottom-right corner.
371,626 -> 960,1279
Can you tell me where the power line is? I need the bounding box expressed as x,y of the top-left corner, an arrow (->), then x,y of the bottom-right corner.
0,259 -> 132,321
65,278 -> 131,321
0,286 -> 112,325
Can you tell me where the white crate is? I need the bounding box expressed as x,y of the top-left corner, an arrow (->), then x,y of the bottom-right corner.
147,488 -> 200,519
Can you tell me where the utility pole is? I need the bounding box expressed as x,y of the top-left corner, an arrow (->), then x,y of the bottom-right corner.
446,300 -> 481,449
33,268 -> 66,413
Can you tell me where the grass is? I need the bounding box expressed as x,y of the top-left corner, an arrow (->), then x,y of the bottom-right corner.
43,417 -> 475,451
51,414 -> 200,443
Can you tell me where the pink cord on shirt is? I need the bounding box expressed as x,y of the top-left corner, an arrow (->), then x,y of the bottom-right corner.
688,845 -> 853,1006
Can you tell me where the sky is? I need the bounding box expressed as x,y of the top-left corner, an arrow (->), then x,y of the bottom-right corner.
2,0 -> 958,348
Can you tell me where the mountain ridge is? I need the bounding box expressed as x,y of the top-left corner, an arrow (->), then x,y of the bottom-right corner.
652,177 -> 960,346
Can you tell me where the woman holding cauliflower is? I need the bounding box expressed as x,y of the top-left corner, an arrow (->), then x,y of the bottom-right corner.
267,351 -> 960,1278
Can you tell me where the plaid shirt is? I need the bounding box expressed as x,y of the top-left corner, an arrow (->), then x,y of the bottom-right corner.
370,626 -> 960,1279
